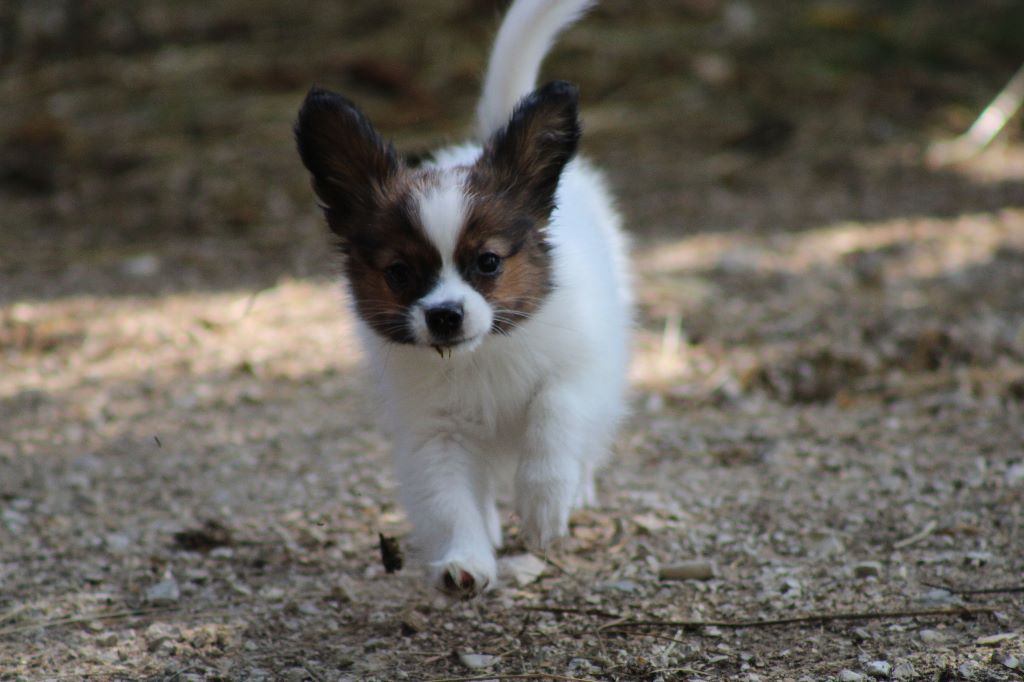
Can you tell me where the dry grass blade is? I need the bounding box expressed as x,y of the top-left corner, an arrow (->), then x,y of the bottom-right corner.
521,605 -> 622,619
927,62 -> 1024,165
893,519 -> 937,549
921,581 -> 1024,596
0,606 -> 179,638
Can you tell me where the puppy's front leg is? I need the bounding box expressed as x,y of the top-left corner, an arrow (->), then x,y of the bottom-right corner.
395,435 -> 496,596
516,385 -> 588,548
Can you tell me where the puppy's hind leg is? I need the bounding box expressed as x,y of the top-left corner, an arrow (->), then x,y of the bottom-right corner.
480,477 -> 503,550
516,385 -> 590,549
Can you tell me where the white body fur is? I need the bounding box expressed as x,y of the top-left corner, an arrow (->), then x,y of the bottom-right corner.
358,0 -> 631,591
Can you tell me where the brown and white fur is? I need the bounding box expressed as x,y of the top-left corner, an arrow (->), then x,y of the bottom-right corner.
295,0 -> 631,596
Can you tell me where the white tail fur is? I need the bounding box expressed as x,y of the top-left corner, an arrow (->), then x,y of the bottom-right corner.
476,0 -> 596,140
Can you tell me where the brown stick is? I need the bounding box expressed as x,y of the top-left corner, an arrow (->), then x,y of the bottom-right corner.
601,606 -> 994,631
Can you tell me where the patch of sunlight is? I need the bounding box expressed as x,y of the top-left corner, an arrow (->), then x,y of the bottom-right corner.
628,206 -> 1024,391
634,207 -> 1024,282
0,278 -> 359,400
933,143 -> 1024,184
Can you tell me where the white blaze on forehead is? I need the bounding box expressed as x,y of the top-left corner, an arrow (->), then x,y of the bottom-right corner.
414,174 -> 468,265
408,172 -> 493,349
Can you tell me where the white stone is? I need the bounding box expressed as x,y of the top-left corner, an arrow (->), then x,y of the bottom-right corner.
145,575 -> 180,604
892,662 -> 915,680
498,553 -> 546,587
865,660 -> 891,678
458,652 -> 497,670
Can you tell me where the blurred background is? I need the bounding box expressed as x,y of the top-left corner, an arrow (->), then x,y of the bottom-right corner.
1,0 -> 1022,301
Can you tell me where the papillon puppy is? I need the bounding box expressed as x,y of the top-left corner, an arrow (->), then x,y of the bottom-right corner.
295,0 -> 631,596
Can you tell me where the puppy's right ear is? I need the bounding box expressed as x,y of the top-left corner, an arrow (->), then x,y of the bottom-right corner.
295,87 -> 398,236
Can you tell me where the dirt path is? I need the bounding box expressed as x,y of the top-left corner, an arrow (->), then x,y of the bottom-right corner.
2,2 -> 1023,680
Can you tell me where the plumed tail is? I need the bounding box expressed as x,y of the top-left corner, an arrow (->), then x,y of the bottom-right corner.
476,0 -> 595,140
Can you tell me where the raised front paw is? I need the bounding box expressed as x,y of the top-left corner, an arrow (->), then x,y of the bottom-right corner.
429,552 -> 497,598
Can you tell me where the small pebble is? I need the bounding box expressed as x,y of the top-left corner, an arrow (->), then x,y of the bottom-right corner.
498,553 -> 546,587
812,535 -> 845,558
865,660 -> 891,678
659,559 -> 716,581
567,658 -> 594,674
260,586 -> 285,601
632,513 -> 666,533
601,579 -> 640,593
918,588 -> 958,606
399,609 -> 428,634
918,628 -> 944,643
145,622 -> 179,654
458,652 -> 497,670
95,631 -> 119,647
958,661 -> 977,679
852,561 -> 883,578
104,533 -> 132,553
1005,462 -> 1024,486
330,575 -> 358,603
996,652 -> 1019,669
283,667 -> 309,682
145,575 -> 180,604
838,670 -> 866,682
891,662 -> 915,680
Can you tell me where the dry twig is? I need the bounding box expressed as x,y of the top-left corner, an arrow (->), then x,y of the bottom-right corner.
893,520 -> 937,549
921,581 -> 1024,596
523,604 -> 993,631
601,606 -> 994,631
0,605 -> 178,638
424,674 -> 600,682
521,605 -> 621,619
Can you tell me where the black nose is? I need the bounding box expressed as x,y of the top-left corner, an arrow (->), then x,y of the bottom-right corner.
425,302 -> 463,340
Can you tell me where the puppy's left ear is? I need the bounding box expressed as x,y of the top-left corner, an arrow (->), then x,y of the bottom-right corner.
477,80 -> 581,221
295,87 -> 399,238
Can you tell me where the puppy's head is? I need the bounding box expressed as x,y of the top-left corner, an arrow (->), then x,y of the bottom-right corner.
295,81 -> 580,353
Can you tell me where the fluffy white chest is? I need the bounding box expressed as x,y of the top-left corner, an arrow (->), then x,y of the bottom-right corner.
364,325 -> 552,449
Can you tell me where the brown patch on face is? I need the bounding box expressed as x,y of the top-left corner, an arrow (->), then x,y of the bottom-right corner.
296,88 -> 452,346
296,87 -> 449,344
449,80 -> 581,335
342,172 -> 444,344
455,191 -> 554,335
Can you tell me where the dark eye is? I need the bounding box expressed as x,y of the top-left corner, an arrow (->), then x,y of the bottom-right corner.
384,261 -> 411,290
476,252 -> 502,276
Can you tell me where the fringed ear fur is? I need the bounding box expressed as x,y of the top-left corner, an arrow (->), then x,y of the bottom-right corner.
294,87 -> 399,237
476,80 -> 581,221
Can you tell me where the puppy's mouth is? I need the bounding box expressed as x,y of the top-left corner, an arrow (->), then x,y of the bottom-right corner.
430,335 -> 483,358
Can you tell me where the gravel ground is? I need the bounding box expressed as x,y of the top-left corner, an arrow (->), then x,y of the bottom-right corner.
2,1 -> 1023,680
